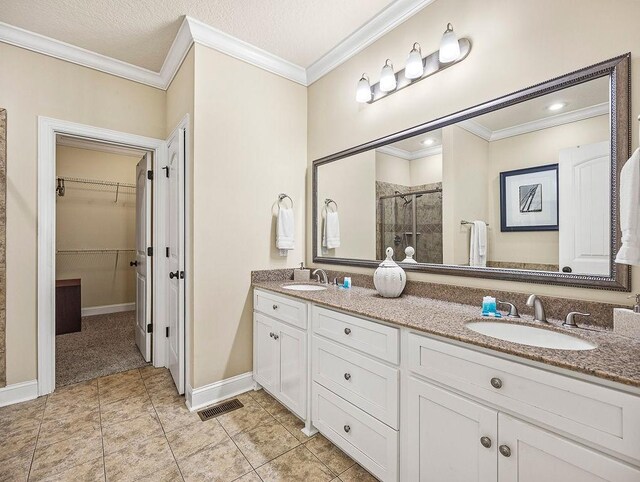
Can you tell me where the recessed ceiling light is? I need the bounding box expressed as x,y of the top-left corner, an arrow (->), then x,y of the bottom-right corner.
548,102 -> 566,112
422,138 -> 436,146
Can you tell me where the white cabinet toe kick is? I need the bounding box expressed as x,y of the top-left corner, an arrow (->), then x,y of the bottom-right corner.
253,288 -> 640,481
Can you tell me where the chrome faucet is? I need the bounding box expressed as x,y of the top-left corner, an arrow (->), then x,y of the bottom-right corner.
563,311 -> 590,328
497,301 -> 520,318
312,269 -> 329,285
526,294 -> 548,323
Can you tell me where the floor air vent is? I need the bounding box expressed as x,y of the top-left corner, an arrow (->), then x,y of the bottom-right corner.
198,398 -> 244,421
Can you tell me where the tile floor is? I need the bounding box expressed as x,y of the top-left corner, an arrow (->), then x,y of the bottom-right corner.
0,367 -> 378,481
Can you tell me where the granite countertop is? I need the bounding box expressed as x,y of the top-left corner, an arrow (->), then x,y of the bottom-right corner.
253,280 -> 640,389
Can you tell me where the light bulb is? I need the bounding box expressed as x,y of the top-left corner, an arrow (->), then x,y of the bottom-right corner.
379,59 -> 397,92
355,74 -> 372,103
439,23 -> 461,63
405,42 -> 424,80
547,102 -> 566,112
422,138 -> 435,146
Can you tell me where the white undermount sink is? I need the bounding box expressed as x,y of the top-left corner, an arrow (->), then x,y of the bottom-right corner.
465,321 -> 597,351
281,284 -> 327,291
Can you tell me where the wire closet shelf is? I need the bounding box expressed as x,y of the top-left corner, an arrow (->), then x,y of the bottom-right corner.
56,176 -> 136,202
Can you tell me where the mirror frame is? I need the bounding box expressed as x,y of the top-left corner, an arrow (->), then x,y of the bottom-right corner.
312,54 -> 631,291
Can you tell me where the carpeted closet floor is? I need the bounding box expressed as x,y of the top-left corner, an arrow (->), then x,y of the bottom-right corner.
55,310 -> 149,387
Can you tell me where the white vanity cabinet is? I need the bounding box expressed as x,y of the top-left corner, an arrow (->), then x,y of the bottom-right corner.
253,289 -> 307,418
406,333 -> 640,482
252,288 -> 640,482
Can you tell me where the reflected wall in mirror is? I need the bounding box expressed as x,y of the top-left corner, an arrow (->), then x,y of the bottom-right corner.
313,55 -> 630,290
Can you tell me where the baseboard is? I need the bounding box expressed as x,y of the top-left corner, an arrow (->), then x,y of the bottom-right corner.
186,372 -> 254,412
82,302 -> 135,317
0,380 -> 39,407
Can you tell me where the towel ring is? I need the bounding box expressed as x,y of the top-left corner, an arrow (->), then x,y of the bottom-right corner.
278,193 -> 293,208
324,198 -> 338,212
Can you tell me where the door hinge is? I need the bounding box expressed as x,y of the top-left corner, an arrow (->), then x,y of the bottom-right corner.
166,247 -> 170,257
147,247 -> 153,256
147,170 -> 154,180
166,327 -> 169,337
147,324 -> 153,333
162,166 -> 170,178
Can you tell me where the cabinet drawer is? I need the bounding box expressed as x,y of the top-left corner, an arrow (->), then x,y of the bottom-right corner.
312,382 -> 398,482
312,306 -> 399,364
254,289 -> 307,329
313,336 -> 399,429
408,333 -> 640,462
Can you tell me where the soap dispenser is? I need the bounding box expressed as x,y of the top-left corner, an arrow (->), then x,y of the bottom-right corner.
293,262 -> 311,282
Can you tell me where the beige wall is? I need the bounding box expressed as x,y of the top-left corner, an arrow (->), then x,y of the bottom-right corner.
375,150 -> 411,185
442,125 -> 490,265
486,115 -> 609,266
191,45 -> 307,388
307,0 -> 640,305
56,145 -> 140,308
411,153 -> 442,185
165,47 -> 195,385
0,43 -> 165,385
320,150 -> 377,259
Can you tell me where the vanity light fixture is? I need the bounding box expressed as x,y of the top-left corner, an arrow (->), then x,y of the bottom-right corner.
356,23 -> 471,104
356,74 -> 373,103
379,59 -> 397,92
548,102 -> 566,111
405,43 -> 424,80
439,23 -> 461,63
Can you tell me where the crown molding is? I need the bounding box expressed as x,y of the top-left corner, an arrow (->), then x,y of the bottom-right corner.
306,0 -> 437,85
1,0 -> 435,89
185,16 -> 307,85
376,144 -> 441,160
160,16 -> 196,88
0,21 -> 165,89
459,103 -> 609,142
489,102 -> 609,141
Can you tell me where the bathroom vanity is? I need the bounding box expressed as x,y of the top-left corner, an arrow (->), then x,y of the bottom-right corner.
252,283 -> 640,482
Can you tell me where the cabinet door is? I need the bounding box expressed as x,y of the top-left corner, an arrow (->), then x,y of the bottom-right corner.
254,313 -> 278,392
498,414 -> 640,482
276,320 -> 307,418
406,377 -> 498,481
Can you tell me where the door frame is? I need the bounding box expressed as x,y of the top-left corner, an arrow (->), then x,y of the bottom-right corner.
37,116 -> 170,396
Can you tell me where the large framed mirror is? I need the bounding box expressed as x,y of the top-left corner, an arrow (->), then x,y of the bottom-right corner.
312,54 -> 630,290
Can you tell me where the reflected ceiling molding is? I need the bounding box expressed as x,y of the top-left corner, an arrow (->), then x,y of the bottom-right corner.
376,144 -> 442,160
459,102 -> 610,142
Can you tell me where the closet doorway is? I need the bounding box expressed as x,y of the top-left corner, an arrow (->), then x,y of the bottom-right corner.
54,137 -> 151,387
37,116 -> 188,397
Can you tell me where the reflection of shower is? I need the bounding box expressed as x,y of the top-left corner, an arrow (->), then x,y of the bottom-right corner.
379,187 -> 441,262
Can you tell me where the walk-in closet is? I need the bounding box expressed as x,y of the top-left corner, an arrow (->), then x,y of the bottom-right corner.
54,137 -> 148,386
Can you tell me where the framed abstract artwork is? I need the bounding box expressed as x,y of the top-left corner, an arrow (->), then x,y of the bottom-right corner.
500,164 -> 558,232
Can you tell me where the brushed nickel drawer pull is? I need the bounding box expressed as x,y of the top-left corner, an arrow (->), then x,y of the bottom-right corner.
344,328 -> 351,335
480,436 -> 492,448
344,373 -> 351,381
344,425 -> 351,433
490,377 -> 503,389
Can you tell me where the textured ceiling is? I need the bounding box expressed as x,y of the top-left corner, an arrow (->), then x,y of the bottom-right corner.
0,0 -> 395,71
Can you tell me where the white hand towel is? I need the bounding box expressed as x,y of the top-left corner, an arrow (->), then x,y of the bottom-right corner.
276,207 -> 295,252
616,148 -> 640,265
323,211 -> 341,249
469,220 -> 487,267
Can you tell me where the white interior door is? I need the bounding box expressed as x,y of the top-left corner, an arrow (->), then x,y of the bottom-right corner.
166,129 -> 185,394
559,141 -> 610,275
135,154 -> 152,361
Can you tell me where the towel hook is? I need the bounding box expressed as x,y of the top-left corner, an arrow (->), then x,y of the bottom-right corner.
325,198 -> 338,212
278,193 -> 293,208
